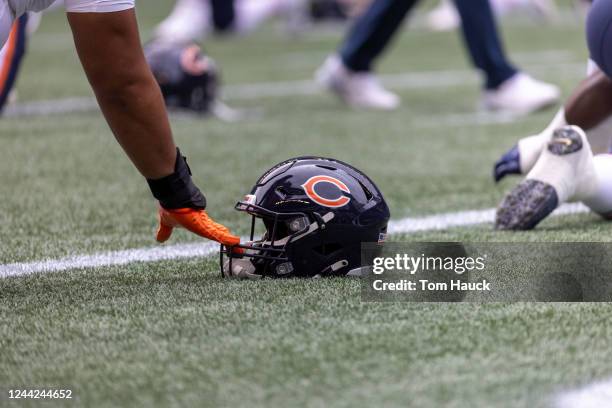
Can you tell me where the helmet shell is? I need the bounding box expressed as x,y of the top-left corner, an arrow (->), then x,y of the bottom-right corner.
229,157 -> 390,278
251,157 -> 390,231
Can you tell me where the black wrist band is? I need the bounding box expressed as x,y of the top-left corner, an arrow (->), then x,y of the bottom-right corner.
147,148 -> 207,209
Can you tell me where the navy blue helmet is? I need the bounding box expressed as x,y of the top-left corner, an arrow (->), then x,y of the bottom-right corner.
221,157 -> 390,278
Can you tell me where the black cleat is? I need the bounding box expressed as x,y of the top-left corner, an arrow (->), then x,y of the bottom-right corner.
495,179 -> 559,230
494,144 -> 522,183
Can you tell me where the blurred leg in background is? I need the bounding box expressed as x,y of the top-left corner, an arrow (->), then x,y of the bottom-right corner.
0,1 -> 63,113
154,0 -> 302,42
427,0 -> 559,32
315,0 -> 559,113
0,14 -> 27,112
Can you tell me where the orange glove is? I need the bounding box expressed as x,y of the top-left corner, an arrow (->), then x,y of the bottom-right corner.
156,207 -> 240,246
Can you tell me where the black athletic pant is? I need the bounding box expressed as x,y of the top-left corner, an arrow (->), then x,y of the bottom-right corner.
210,0 -> 235,32
339,0 -> 518,90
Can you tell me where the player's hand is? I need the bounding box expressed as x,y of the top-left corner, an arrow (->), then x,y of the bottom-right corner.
156,207 -> 240,246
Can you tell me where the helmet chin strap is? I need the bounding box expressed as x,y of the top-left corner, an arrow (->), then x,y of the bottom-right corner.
313,259 -> 350,278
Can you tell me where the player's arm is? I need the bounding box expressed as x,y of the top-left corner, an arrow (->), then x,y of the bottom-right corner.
66,8 -> 238,246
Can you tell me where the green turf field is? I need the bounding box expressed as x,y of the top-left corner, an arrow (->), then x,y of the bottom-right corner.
2,2 -> 612,407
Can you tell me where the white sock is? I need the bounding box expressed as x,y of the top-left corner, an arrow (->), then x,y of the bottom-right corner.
526,126 -> 598,203
517,109 -> 612,175
582,154 -> 612,219
518,108 -> 567,173
585,115 -> 612,154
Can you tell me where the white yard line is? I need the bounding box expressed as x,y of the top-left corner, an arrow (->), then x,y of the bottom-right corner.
387,202 -> 587,234
554,378 -> 612,408
0,203 -> 589,279
3,63 -> 584,117
0,242 -> 220,279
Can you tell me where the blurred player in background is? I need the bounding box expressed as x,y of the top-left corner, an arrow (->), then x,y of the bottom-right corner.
494,0 -> 612,230
0,13 -> 27,110
154,0 -> 306,42
0,0 -> 60,111
315,0 -> 560,112
426,0 -> 559,32
0,0 -> 240,246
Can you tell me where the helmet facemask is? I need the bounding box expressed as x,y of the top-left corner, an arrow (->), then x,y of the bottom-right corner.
220,195 -> 336,279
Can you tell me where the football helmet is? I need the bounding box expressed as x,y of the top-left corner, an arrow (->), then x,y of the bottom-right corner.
144,41 -> 219,114
221,157 -> 390,278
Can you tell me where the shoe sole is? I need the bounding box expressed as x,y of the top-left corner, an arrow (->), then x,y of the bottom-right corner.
495,179 -> 559,230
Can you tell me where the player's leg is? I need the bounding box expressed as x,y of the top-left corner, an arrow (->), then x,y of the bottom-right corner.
495,125 -> 612,229
337,0 -> 416,72
494,1 -> 612,229
233,0 -> 298,34
453,0 -> 516,90
0,14 -> 27,112
582,154 -> 612,219
494,71 -> 612,182
154,0 -> 211,43
495,126 -> 597,230
65,5 -> 238,245
494,0 -> 612,182
315,0 -> 416,110
453,0 -> 559,114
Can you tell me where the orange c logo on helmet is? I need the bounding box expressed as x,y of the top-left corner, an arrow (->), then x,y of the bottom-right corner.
302,175 -> 351,208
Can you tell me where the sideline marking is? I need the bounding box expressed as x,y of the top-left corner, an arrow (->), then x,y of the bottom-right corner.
0,203 -> 589,278
554,378 -> 612,408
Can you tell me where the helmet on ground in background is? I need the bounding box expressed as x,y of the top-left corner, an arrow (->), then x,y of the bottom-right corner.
145,41 -> 219,114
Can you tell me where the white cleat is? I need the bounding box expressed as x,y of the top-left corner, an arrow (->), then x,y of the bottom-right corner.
496,126 -> 597,230
315,55 -> 400,111
482,72 -> 560,116
154,0 -> 210,43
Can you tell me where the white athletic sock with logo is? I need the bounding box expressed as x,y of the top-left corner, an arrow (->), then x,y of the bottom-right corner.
518,108 -> 567,173
517,109 -> 612,175
526,126 -> 598,203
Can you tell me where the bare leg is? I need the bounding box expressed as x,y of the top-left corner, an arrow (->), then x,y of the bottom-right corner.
564,69 -> 612,130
